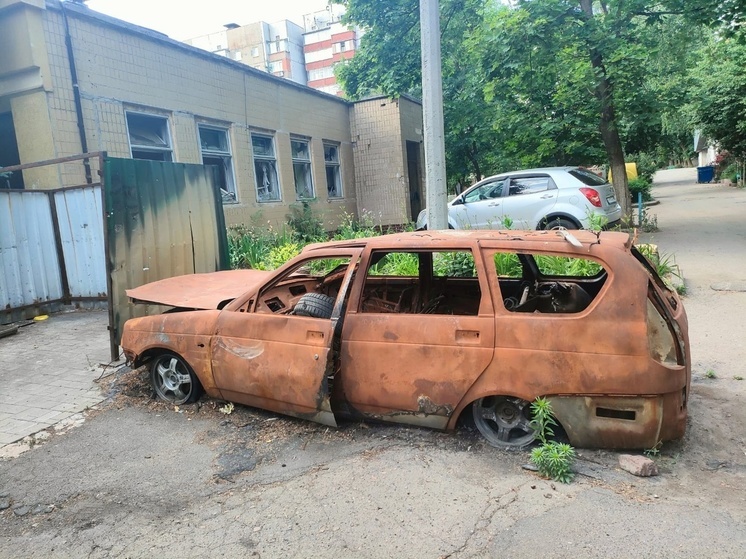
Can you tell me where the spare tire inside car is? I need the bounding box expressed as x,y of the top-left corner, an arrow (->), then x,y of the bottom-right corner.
292,293 -> 335,319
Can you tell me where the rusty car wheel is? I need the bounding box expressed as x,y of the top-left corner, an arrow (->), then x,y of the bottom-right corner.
150,353 -> 203,405
472,396 -> 536,449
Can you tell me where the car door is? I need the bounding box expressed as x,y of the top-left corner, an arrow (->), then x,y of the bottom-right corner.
336,245 -> 495,428
210,249 -> 362,427
499,174 -> 558,229
450,178 -> 506,229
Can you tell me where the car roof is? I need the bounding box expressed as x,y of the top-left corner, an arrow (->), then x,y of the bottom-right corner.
303,229 -> 632,253
482,166 -> 578,180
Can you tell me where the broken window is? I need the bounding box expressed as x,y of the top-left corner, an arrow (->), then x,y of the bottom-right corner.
199,125 -> 236,203
361,250 -> 481,315
126,112 -> 173,161
291,139 -> 314,199
254,256 -> 352,318
490,251 -> 606,314
252,133 -> 280,202
324,143 -> 342,198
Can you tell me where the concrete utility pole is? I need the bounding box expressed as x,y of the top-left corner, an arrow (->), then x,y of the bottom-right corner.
420,0 -> 448,230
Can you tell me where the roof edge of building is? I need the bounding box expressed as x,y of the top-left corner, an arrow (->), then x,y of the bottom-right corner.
47,0 -> 352,106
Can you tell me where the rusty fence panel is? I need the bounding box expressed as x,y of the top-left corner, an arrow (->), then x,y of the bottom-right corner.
104,158 -> 229,358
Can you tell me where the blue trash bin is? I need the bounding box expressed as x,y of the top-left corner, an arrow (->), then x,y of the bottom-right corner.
697,165 -> 715,183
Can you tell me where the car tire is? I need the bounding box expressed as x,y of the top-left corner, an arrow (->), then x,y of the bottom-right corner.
543,217 -> 578,230
150,352 -> 203,405
472,396 -> 536,450
292,293 -> 335,319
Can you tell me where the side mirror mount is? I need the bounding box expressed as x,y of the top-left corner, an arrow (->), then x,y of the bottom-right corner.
452,196 -> 464,206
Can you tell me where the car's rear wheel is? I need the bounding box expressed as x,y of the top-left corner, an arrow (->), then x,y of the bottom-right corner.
472,396 -> 536,449
150,352 -> 203,405
543,217 -> 577,230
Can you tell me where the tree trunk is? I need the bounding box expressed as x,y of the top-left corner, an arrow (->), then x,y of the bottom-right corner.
579,0 -> 631,220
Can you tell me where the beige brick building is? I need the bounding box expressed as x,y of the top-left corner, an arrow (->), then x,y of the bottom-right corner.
0,0 -> 424,229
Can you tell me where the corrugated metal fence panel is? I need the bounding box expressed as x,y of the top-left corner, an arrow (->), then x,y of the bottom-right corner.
0,190 -> 63,312
54,186 -> 107,298
105,158 -> 229,345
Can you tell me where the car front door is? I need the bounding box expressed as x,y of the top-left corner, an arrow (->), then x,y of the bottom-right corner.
499,175 -> 558,229
450,178 -> 506,229
336,246 -> 495,428
210,249 -> 362,427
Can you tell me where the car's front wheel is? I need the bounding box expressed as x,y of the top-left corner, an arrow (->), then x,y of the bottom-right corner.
542,217 -> 577,230
150,352 -> 203,405
472,396 -> 536,450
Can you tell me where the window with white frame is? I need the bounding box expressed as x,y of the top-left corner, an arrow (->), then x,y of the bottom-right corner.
126,112 -> 172,161
324,143 -> 342,198
268,60 -> 284,73
252,133 -> 280,202
251,46 -> 259,57
308,66 -> 335,82
291,138 -> 314,199
199,125 -> 236,203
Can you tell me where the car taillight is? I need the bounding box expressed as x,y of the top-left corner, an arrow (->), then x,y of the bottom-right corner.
579,187 -> 602,208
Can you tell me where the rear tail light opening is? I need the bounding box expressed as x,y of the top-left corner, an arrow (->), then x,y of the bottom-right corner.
580,187 -> 602,208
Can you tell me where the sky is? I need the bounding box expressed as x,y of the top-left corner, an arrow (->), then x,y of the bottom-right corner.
85,0 -> 333,40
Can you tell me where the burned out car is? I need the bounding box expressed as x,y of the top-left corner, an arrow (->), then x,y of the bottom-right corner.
121,230 -> 690,450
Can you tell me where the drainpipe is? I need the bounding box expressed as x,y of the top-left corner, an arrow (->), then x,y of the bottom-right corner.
61,1 -> 92,184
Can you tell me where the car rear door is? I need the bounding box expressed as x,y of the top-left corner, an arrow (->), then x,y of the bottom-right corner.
210,249 -> 362,427
498,174 -> 558,229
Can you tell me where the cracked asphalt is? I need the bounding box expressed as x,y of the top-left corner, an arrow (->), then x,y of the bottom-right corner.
1,169 -> 745,558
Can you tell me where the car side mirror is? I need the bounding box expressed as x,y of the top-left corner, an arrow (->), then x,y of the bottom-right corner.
452,196 -> 464,205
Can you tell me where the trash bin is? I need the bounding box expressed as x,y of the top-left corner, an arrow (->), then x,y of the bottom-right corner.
697,165 -> 715,183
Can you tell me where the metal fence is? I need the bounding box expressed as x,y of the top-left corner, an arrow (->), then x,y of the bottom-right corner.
0,153 -> 107,324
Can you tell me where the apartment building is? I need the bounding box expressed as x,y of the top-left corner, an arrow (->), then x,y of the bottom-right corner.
302,7 -> 360,96
0,0 -> 424,229
185,20 -> 308,85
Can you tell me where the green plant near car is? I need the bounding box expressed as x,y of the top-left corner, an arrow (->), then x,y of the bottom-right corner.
529,397 -> 576,484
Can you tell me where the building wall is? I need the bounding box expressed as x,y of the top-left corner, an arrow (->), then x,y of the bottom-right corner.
351,97 -> 423,226
1,1 -> 422,231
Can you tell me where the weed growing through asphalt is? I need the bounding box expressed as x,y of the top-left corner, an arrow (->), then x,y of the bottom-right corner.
644,441 -> 662,458
529,397 -> 575,484
705,369 -> 717,379
734,375 -> 743,381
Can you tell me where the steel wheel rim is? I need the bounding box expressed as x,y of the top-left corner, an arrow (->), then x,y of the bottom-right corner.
153,356 -> 193,405
473,396 -> 535,449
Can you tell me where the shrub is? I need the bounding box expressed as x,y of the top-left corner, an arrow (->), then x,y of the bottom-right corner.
287,202 -> 326,244
631,152 -> 659,183
629,178 -> 653,203
529,397 -> 576,484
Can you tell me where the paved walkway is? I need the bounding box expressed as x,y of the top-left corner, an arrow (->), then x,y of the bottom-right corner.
0,310 -> 111,446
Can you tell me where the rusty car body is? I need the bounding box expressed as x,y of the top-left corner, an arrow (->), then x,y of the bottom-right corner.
121,230 -> 690,449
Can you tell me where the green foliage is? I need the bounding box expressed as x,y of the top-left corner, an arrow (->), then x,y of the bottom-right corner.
585,211 -> 609,232
636,244 -> 681,282
529,397 -> 556,445
529,397 -> 575,484
534,256 -> 602,277
705,369 -> 717,379
493,252 -> 522,278
629,178 -> 653,203
434,251 -> 476,277
265,243 -> 301,270
287,202 -> 326,244
333,210 -> 379,240
630,153 -> 659,183
369,252 -> 420,276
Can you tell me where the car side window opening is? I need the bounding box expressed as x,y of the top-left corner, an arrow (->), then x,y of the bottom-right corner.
491,251 -> 606,314
253,256 -> 352,319
361,250 -> 481,315
463,179 -> 505,203
506,176 -> 554,197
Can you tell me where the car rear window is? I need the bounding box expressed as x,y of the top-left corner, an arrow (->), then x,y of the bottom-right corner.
569,168 -> 607,186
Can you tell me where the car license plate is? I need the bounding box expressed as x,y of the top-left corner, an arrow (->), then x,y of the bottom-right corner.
606,195 -> 616,204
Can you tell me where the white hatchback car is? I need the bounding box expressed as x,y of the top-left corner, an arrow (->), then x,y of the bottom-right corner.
416,167 -> 622,230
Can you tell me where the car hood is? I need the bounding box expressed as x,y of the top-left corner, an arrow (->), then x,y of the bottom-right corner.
125,269 -> 270,309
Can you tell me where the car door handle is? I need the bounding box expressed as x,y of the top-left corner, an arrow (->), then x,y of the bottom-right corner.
487,202 -> 500,207
455,330 -> 480,343
540,194 -> 555,199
